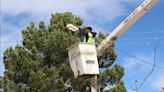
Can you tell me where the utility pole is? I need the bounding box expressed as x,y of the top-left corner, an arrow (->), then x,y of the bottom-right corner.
132,80 -> 138,92
91,76 -> 97,92
135,80 -> 138,92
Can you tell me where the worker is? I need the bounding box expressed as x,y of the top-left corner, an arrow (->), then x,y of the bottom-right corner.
79,27 -> 97,43
66,24 -> 97,43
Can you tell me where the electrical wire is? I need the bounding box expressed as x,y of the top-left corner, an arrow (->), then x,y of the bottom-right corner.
116,42 -> 164,46
137,39 -> 159,90
118,39 -> 161,91
0,41 -> 22,42
119,38 -> 164,41
1,40 -> 164,45
126,31 -> 164,34
116,43 -> 164,70
117,42 -> 164,44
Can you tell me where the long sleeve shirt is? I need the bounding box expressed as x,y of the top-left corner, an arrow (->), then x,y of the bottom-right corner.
79,28 -> 97,42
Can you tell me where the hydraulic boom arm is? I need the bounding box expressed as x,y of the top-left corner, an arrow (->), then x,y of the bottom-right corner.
96,0 -> 157,56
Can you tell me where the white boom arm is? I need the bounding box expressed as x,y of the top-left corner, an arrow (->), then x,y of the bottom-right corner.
96,0 -> 158,55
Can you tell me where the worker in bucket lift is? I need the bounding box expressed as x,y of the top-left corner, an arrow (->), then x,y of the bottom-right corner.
66,24 -> 97,43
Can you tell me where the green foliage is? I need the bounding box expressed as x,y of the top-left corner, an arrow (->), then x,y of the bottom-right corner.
96,33 -> 126,91
3,12 -> 126,92
104,81 -> 127,92
0,76 -> 3,88
98,65 -> 124,91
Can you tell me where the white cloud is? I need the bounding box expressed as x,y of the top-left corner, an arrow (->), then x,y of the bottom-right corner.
1,21 -> 22,58
1,0 -> 142,56
0,0 -> 142,76
1,0 -> 141,22
123,57 -> 139,71
123,54 -> 153,72
151,73 -> 164,91
0,20 -> 22,75
122,53 -> 164,91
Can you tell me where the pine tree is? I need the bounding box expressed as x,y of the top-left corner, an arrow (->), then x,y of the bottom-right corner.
0,76 -> 3,89
3,12 -> 126,92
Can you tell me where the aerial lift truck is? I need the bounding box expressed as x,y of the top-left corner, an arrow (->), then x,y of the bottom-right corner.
67,0 -> 157,91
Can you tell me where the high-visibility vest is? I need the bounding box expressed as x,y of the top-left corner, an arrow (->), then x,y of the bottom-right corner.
83,32 -> 95,43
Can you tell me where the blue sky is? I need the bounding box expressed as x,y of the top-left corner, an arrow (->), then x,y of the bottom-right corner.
1,0 -> 164,92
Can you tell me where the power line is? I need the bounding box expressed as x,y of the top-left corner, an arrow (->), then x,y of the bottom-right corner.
1,41 -> 164,45
137,39 -> 159,90
117,38 -> 164,45
128,39 -> 160,91
126,31 -> 164,34
116,48 -> 164,70
116,42 -> 164,45
119,38 -> 164,41
0,37 -> 164,43
108,31 -> 164,34
0,41 -> 22,43
117,41 -> 164,44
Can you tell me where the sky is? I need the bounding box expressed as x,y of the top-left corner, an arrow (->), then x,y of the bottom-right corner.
1,0 -> 164,92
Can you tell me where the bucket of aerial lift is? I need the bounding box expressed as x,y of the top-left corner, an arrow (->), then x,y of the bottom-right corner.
68,42 -> 99,78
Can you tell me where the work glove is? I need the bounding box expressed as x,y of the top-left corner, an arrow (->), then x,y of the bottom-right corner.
66,24 -> 79,32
